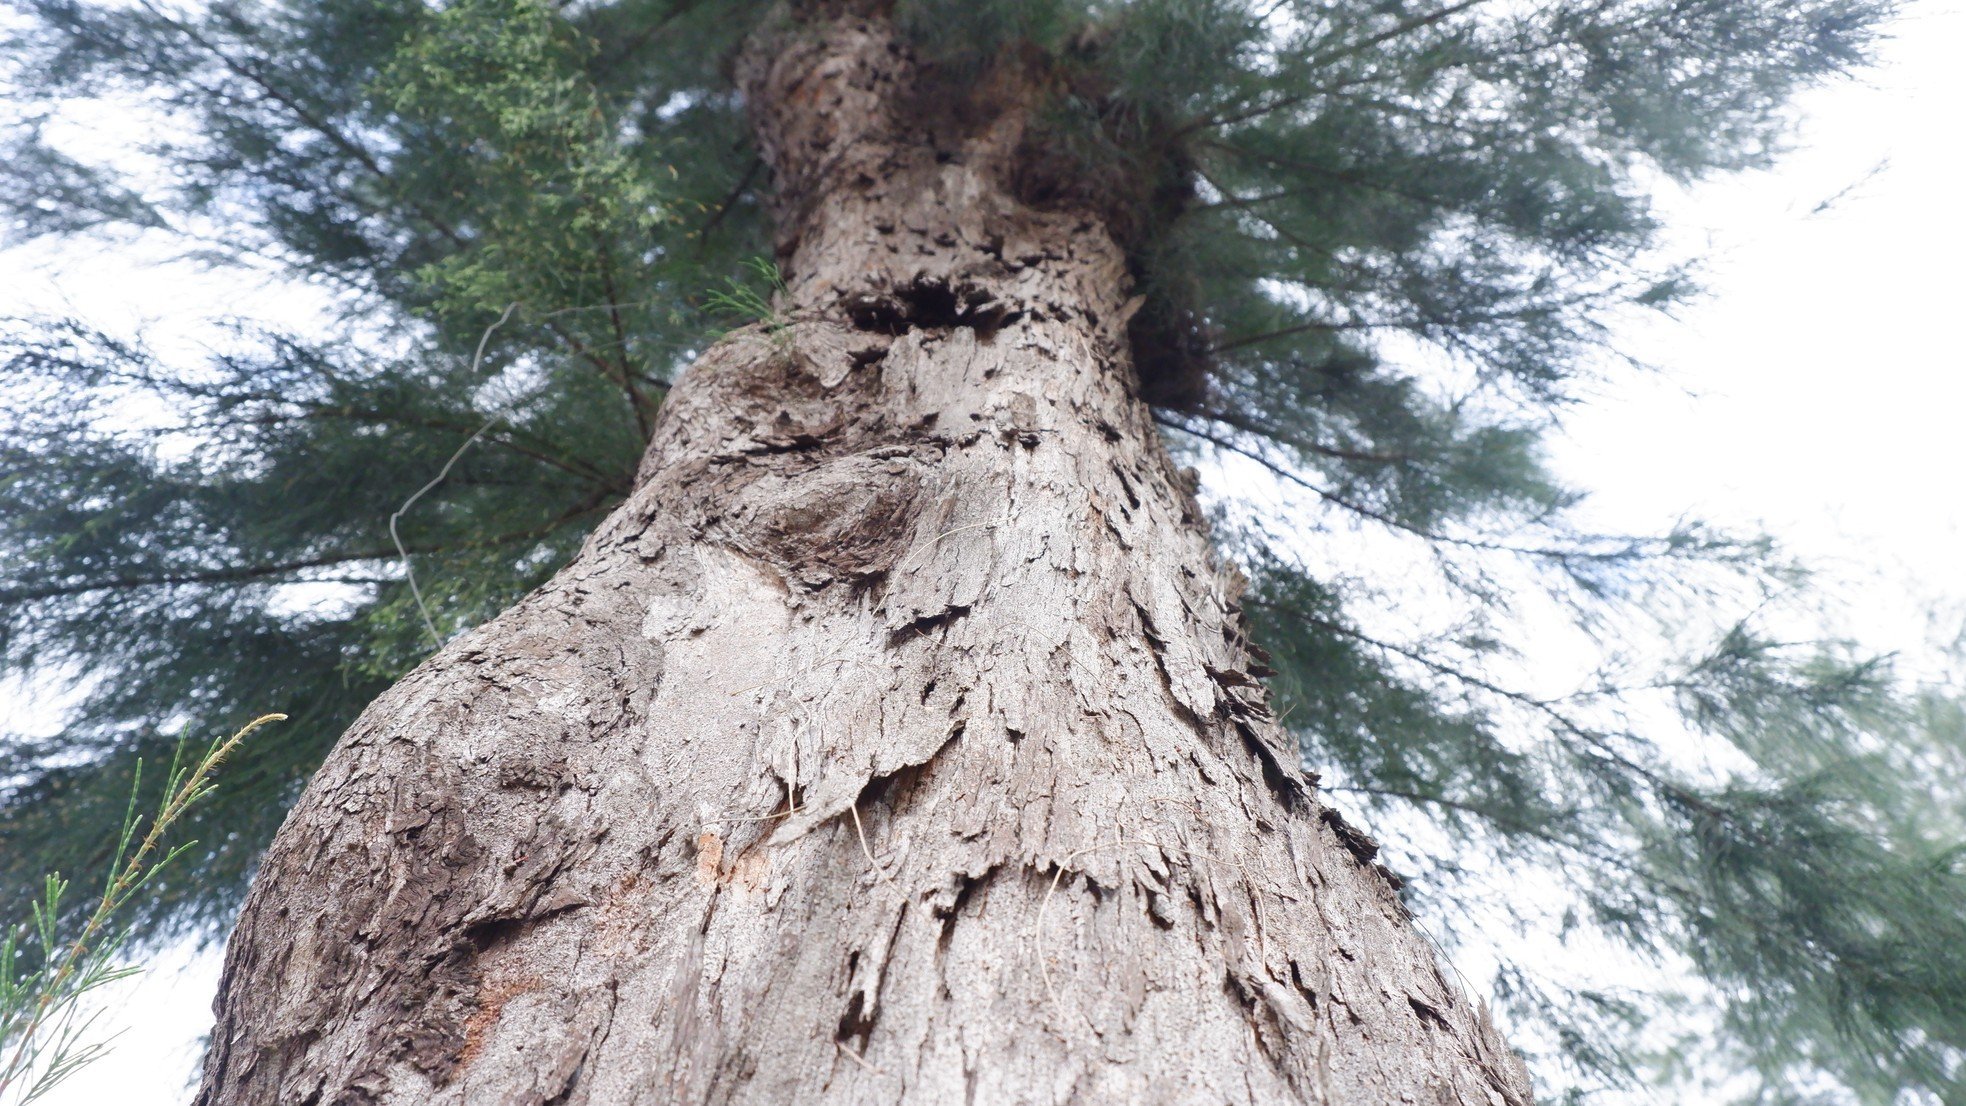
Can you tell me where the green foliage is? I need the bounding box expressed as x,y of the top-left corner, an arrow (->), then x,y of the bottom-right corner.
703,255 -> 790,334
1648,675 -> 1966,1103
1251,565 -> 1966,1101
3,0 -> 1959,1103
1,0 -> 764,936
1,714 -> 280,1104
377,0 -> 672,328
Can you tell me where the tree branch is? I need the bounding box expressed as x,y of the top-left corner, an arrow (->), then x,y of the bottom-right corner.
1153,412 -> 1685,564
1185,0 -> 1498,134
1,495 -> 615,605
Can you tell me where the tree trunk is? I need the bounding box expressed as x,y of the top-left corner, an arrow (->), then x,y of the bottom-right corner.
197,9 -> 1534,1104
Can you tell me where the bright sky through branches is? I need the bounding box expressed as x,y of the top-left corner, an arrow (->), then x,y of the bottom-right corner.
4,1 -> 1962,1101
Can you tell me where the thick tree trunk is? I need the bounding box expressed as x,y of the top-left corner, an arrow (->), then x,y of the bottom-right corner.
198,9 -> 1533,1104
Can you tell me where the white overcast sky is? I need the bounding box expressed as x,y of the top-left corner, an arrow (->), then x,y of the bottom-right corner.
6,1 -> 1965,1102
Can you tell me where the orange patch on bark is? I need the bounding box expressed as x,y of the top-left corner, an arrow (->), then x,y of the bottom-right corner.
695,832 -> 725,885
457,971 -> 543,1072
695,831 -> 771,892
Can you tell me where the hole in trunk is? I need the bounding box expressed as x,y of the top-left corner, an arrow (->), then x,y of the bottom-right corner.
835,990 -> 878,1049
845,279 -> 1019,337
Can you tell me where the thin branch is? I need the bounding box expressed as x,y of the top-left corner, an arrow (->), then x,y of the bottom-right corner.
1208,317 -> 1380,355
588,0 -> 713,74
390,414 -> 503,646
137,1 -> 470,250
696,157 -> 763,249
1296,612 -> 1712,812
593,236 -> 652,442
1154,413 -> 1437,536
3,495 -> 616,605
1185,406 -> 1409,465
1324,783 -> 1698,899
1201,135 -> 1466,218
1186,0 -> 1497,134
1192,159 -> 1346,266
0,551 -> 429,605
391,305 -> 518,646
135,2 -> 651,392
1305,0 -> 1494,70
231,407 -> 629,493
1153,413 -> 1684,563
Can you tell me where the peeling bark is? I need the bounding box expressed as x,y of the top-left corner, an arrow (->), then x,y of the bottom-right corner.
198,9 -> 1535,1104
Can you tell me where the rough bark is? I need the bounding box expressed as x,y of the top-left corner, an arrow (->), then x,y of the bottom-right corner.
198,9 -> 1535,1104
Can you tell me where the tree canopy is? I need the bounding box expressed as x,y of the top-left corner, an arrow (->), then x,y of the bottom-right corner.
3,0 -> 1962,1101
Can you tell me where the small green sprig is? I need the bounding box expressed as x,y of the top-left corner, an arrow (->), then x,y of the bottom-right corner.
704,256 -> 790,339
0,713 -> 284,1105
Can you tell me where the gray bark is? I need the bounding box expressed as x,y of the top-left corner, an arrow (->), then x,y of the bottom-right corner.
198,9 -> 1535,1104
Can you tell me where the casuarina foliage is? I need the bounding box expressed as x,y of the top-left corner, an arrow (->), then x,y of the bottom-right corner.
3,0 -> 1960,1100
